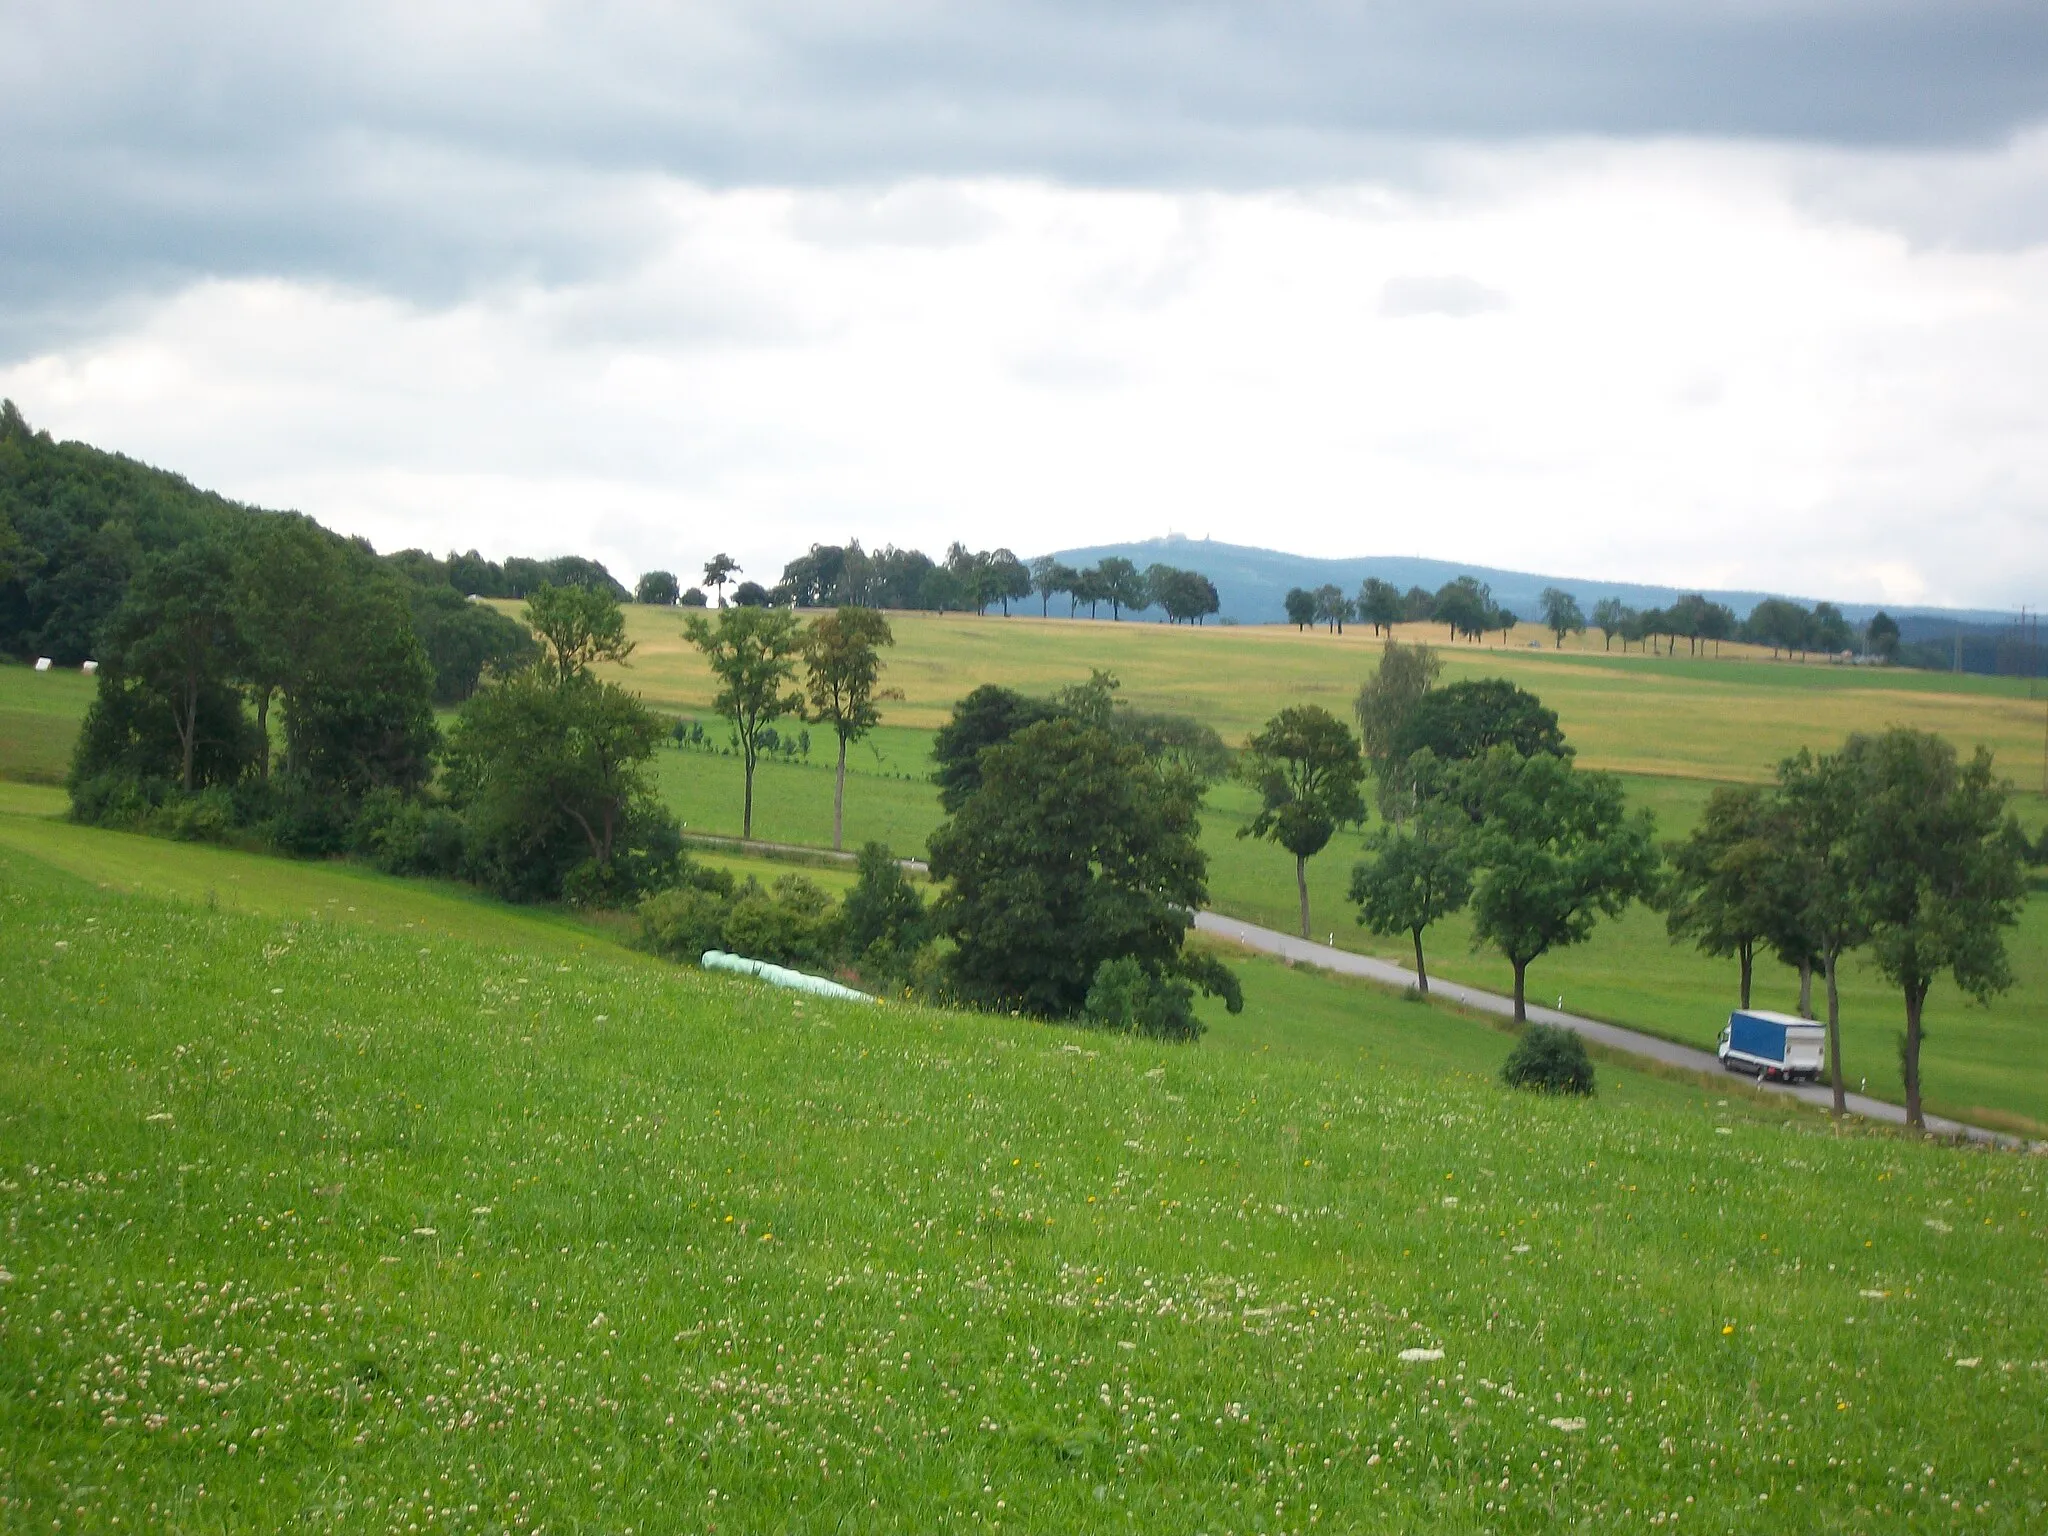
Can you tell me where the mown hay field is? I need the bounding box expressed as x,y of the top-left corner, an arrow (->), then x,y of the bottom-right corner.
5,840 -> 2046,1533
573,606 -> 2048,791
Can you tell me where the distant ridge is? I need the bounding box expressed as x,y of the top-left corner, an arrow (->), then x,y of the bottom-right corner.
1040,536 -> 2016,638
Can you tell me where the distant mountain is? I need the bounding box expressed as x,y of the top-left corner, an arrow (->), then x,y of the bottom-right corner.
1040,536 -> 2017,634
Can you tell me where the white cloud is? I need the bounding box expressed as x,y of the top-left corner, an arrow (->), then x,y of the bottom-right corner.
6,141 -> 2047,607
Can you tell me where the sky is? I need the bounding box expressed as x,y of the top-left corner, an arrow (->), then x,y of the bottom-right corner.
4,2 -> 2047,609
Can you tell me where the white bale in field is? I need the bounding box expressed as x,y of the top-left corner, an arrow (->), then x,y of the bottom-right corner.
34,657 -> 52,671
701,950 -> 873,1003
81,660 -> 98,674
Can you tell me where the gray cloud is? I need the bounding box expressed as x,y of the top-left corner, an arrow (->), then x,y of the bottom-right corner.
4,0 -> 2048,352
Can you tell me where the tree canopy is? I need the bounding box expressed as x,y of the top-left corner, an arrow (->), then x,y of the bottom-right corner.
1239,704 -> 1367,939
928,715 -> 1238,1023
684,605 -> 805,839
1393,678 -> 1569,765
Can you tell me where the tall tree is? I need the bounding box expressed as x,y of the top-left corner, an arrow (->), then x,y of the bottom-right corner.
1662,784 -> 1780,1008
987,549 -> 1032,616
1846,728 -> 2028,1131
928,716 -> 1240,1020
525,582 -> 634,685
1590,598 -> 1631,652
1030,557 -> 1077,617
1312,584 -> 1351,634
1357,577 -> 1404,637
1096,557 -> 1146,619
931,684 -> 1061,811
702,553 -> 740,607
1865,611 -> 1900,662
1348,802 -> 1472,992
1353,639 -> 1441,820
635,570 -> 680,606
1283,587 -> 1318,630
1539,587 -> 1586,648
802,606 -> 900,850
1239,704 -> 1368,939
1432,577 -> 1492,641
684,606 -> 805,839
108,540 -> 244,793
1463,748 -> 1660,1021
446,666 -> 675,902
1776,746 -> 1871,1116
1393,678 -> 1569,764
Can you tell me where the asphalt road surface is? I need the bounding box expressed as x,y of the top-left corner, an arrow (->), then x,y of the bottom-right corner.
1193,911 -> 2032,1150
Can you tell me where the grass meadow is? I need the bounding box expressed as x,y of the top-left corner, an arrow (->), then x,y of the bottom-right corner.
7,620 -> 2048,1132
6,839 -> 2048,1533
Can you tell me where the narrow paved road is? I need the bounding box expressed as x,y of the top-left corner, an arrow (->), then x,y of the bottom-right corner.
1194,911 -> 2032,1149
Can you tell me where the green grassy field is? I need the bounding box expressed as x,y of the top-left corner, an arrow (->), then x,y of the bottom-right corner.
12,622 -> 2048,1132
7,833 -> 2048,1532
579,606 -> 2048,792
0,662 -> 95,783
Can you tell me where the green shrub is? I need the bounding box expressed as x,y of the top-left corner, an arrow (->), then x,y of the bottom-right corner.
638,885 -> 733,962
155,788 -> 238,843
722,875 -> 842,970
352,790 -> 468,877
1082,956 -> 1204,1042
1500,1024 -> 1596,1096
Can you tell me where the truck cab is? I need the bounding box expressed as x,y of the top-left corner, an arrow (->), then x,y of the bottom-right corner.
1717,1009 -> 1827,1083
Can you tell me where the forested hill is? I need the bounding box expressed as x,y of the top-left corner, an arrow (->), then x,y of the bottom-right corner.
0,402 -> 616,701
1047,536 -> 2014,635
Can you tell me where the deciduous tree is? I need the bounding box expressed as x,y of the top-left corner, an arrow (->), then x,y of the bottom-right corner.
1348,802 -> 1472,992
1845,728 -> 2028,1131
526,582 -> 634,685
1662,784 -> 1780,1007
635,570 -> 680,606
802,606 -> 900,849
1239,705 -> 1367,939
928,716 -> 1240,1020
1463,748 -> 1659,1021
1540,587 -> 1585,648
684,606 -> 804,839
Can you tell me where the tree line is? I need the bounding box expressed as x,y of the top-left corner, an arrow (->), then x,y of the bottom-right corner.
1233,638 -> 2028,1128
665,543 -> 1221,623
1283,561 -> 1900,661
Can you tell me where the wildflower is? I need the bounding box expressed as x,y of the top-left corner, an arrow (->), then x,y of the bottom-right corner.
1548,1417 -> 1586,1432
1721,1325 -> 1735,1335
413,1227 -> 437,1237
1398,1348 -> 1444,1363
1956,1358 -> 1981,1369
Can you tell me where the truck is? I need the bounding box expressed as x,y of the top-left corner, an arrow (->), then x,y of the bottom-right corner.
1717,1009 -> 1827,1083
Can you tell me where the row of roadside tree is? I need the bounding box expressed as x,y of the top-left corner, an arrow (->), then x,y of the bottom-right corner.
1289,573 -> 1897,660
1234,639 -> 2030,1130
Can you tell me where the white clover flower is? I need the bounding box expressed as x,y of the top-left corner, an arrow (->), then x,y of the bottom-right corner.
1548,1416 -> 1587,1432
1399,1347 -> 1444,1363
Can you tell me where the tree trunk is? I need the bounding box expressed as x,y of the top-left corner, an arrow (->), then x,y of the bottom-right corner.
179,677 -> 199,792
255,686 -> 272,781
1512,960 -> 1528,1022
1797,957 -> 1814,1017
1825,950 -> 1846,1119
742,747 -> 756,840
1738,943 -> 1753,1010
1296,855 -> 1311,941
1411,927 -> 1429,994
1903,983 -> 1926,1132
832,735 -> 848,851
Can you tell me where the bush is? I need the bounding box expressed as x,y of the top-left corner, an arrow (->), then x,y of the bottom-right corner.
638,885 -> 734,962
156,788 -> 238,843
1500,1024 -> 1595,1096
1082,956 -> 1205,1042
352,790 -> 468,877
722,875 -> 841,970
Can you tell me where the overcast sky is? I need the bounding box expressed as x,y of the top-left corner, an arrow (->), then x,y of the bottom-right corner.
5,2 -> 2047,608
